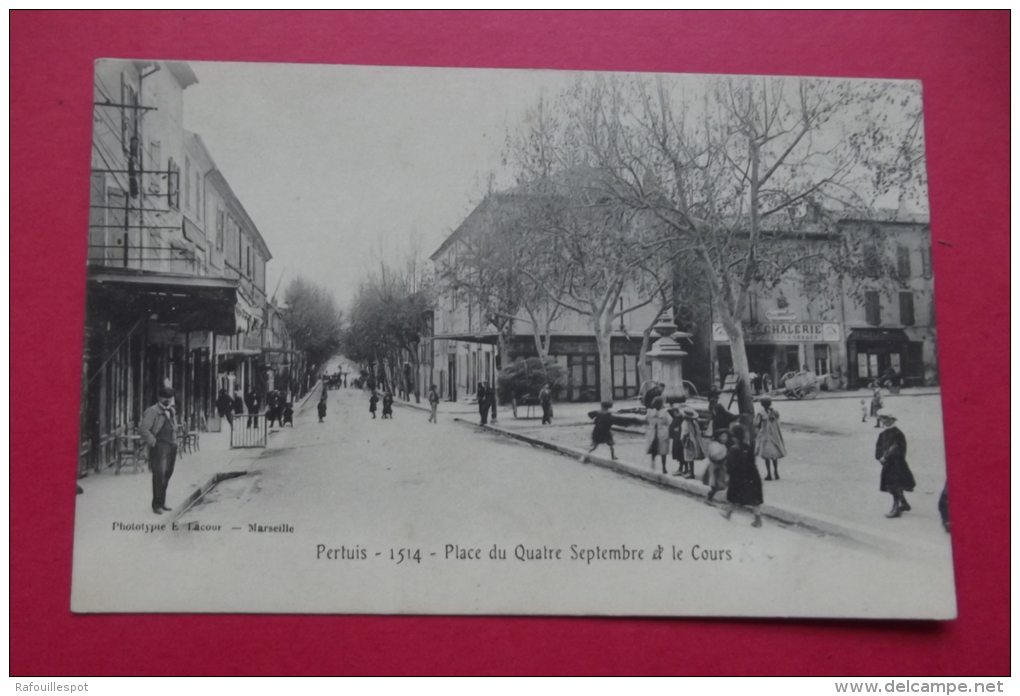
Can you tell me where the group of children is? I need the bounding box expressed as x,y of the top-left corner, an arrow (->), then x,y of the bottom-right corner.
586,394 -> 789,528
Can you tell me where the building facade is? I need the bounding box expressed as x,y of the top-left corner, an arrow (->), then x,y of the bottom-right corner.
706,217 -> 937,392
429,195 -> 658,403
81,60 -> 284,475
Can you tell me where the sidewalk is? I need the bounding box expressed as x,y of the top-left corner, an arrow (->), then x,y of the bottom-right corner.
74,381 -> 323,527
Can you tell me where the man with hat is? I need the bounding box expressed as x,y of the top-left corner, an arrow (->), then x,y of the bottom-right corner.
875,410 -> 916,518
138,386 -> 179,515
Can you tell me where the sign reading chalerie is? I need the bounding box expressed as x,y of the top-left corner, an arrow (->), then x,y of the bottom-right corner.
712,323 -> 842,343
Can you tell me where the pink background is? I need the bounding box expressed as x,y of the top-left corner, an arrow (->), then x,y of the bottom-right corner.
11,11 -> 1009,675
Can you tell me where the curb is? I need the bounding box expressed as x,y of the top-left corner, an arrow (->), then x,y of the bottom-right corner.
296,381 -> 322,412
451,417 -> 911,550
168,470 -> 248,524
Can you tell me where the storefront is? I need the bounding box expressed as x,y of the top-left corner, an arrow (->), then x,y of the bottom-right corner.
713,322 -> 843,392
846,328 -> 923,389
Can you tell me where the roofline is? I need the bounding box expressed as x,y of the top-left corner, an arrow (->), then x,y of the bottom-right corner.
207,169 -> 273,261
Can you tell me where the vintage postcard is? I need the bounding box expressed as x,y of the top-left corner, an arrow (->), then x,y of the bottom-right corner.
72,60 -> 955,618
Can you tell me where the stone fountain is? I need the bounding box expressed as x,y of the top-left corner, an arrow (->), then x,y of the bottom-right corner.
645,309 -> 693,404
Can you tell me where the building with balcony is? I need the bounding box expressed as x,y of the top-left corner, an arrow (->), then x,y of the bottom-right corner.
80,60 -> 284,474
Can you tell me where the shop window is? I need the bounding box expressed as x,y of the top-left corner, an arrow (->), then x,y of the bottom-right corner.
864,291 -> 881,326
899,292 -> 915,326
813,345 -> 830,375
896,245 -> 912,278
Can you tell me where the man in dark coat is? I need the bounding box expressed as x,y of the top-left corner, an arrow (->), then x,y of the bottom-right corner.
643,382 -> 665,409
233,390 -> 245,418
539,383 -> 553,425
138,387 -> 178,515
708,390 -> 737,440
216,388 -> 234,428
245,389 -> 261,429
477,382 -> 489,426
875,411 -> 916,518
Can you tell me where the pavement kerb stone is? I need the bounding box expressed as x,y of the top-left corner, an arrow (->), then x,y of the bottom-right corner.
448,417 -> 910,551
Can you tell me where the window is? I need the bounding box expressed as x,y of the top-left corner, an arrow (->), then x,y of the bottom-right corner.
921,246 -> 932,279
863,243 -> 882,278
120,75 -> 138,153
167,157 -> 180,209
864,291 -> 881,326
215,208 -> 225,251
147,140 -> 161,196
899,292 -> 915,326
896,245 -> 912,278
184,158 -> 191,210
246,246 -> 251,277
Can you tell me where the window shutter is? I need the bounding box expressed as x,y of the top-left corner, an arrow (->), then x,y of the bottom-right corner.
897,245 -> 911,278
899,292 -> 915,326
865,291 -> 881,326
921,247 -> 933,279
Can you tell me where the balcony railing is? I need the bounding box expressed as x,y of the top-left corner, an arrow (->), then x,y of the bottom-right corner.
87,244 -> 202,276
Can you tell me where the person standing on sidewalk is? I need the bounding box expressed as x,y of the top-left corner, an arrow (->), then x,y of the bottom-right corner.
369,391 -> 379,419
875,411 -> 916,518
644,396 -> 671,474
138,387 -> 178,516
675,405 -> 705,479
754,397 -> 787,481
487,381 -> 497,423
721,423 -> 764,528
245,389 -> 261,429
539,383 -> 553,425
477,382 -> 489,426
707,389 -> 737,439
216,388 -> 234,429
870,384 -> 884,428
428,384 -> 440,424
382,391 -> 394,419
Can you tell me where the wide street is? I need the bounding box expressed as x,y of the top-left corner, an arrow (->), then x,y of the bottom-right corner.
72,385 -> 954,618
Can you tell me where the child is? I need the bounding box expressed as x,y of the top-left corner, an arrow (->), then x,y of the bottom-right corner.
428,385 -> 440,424
369,391 -> 379,419
678,406 -> 705,479
645,397 -> 672,474
382,391 -> 394,419
587,401 -> 619,460
860,398 -> 868,423
282,402 -> 294,427
754,397 -> 786,481
702,430 -> 730,504
870,385 -> 884,428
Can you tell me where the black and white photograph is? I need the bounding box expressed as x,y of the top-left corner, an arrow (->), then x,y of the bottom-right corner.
72,59 -> 955,618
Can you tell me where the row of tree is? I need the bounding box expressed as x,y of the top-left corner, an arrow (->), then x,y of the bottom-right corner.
442,73 -> 925,415
341,254 -> 433,403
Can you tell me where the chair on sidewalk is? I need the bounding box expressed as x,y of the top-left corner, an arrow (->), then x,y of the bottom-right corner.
114,434 -> 144,475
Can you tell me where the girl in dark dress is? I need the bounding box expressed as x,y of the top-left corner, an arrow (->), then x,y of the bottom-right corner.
721,423 -> 764,527
875,411 -> 916,518
382,392 -> 394,419
369,391 -> 379,419
317,395 -> 327,423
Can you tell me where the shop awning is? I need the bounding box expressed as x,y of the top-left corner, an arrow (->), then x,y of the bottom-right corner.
87,267 -> 242,334
846,328 -> 909,343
